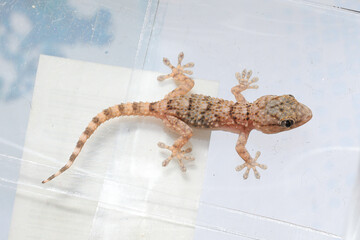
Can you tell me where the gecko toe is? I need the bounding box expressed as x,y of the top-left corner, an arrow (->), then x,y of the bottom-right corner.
183,70 -> 193,75
243,168 -> 250,179
183,62 -> 194,68
178,52 -> 185,65
253,168 -> 260,179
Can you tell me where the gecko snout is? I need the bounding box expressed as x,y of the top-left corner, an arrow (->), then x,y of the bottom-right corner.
299,103 -> 312,125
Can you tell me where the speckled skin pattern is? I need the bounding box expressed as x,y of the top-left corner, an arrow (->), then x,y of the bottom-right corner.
42,52 -> 312,183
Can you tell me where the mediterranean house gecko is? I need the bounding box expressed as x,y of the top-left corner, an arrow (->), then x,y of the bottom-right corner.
42,52 -> 312,183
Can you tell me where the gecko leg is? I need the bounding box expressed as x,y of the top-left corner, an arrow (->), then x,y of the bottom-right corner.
157,52 -> 195,98
235,131 -> 267,179
231,69 -> 259,103
158,116 -> 194,172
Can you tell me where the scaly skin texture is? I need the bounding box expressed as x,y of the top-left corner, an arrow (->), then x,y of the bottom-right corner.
42,52 -> 312,183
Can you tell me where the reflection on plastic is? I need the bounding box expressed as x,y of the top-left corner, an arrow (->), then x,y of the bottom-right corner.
0,151 -> 342,240
345,154 -> 360,240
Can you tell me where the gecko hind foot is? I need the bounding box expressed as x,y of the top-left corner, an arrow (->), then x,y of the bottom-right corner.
235,69 -> 259,90
235,151 -> 267,179
158,142 -> 194,172
157,52 -> 195,81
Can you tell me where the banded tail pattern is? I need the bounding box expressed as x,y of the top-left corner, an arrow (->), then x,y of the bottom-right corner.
42,101 -> 159,183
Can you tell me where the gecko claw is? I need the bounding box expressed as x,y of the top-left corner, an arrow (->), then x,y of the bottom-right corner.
235,151 -> 267,179
158,142 -> 194,172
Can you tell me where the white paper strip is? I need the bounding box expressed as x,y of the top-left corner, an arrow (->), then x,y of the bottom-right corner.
9,55 -> 218,240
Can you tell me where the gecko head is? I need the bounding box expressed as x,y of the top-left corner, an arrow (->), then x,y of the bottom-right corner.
250,95 -> 312,134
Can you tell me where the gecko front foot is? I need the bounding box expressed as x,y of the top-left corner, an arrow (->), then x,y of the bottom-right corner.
157,52 -> 195,81
158,142 -> 194,172
235,69 -> 259,90
231,69 -> 259,102
235,151 -> 267,179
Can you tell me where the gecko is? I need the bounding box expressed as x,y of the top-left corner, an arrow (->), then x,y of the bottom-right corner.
42,52 -> 312,183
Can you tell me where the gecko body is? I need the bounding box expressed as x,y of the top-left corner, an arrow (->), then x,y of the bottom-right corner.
42,52 -> 312,183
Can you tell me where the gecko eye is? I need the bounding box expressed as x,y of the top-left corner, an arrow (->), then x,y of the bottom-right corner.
281,119 -> 294,128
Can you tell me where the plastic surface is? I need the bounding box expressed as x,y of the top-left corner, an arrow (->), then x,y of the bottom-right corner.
1,0 -> 360,239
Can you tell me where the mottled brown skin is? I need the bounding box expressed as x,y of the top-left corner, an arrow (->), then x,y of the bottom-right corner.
42,52 -> 312,183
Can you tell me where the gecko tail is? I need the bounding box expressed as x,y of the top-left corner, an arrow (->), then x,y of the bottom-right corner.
42,101 -> 159,184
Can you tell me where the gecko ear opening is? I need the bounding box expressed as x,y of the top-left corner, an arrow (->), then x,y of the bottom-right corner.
280,119 -> 294,128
